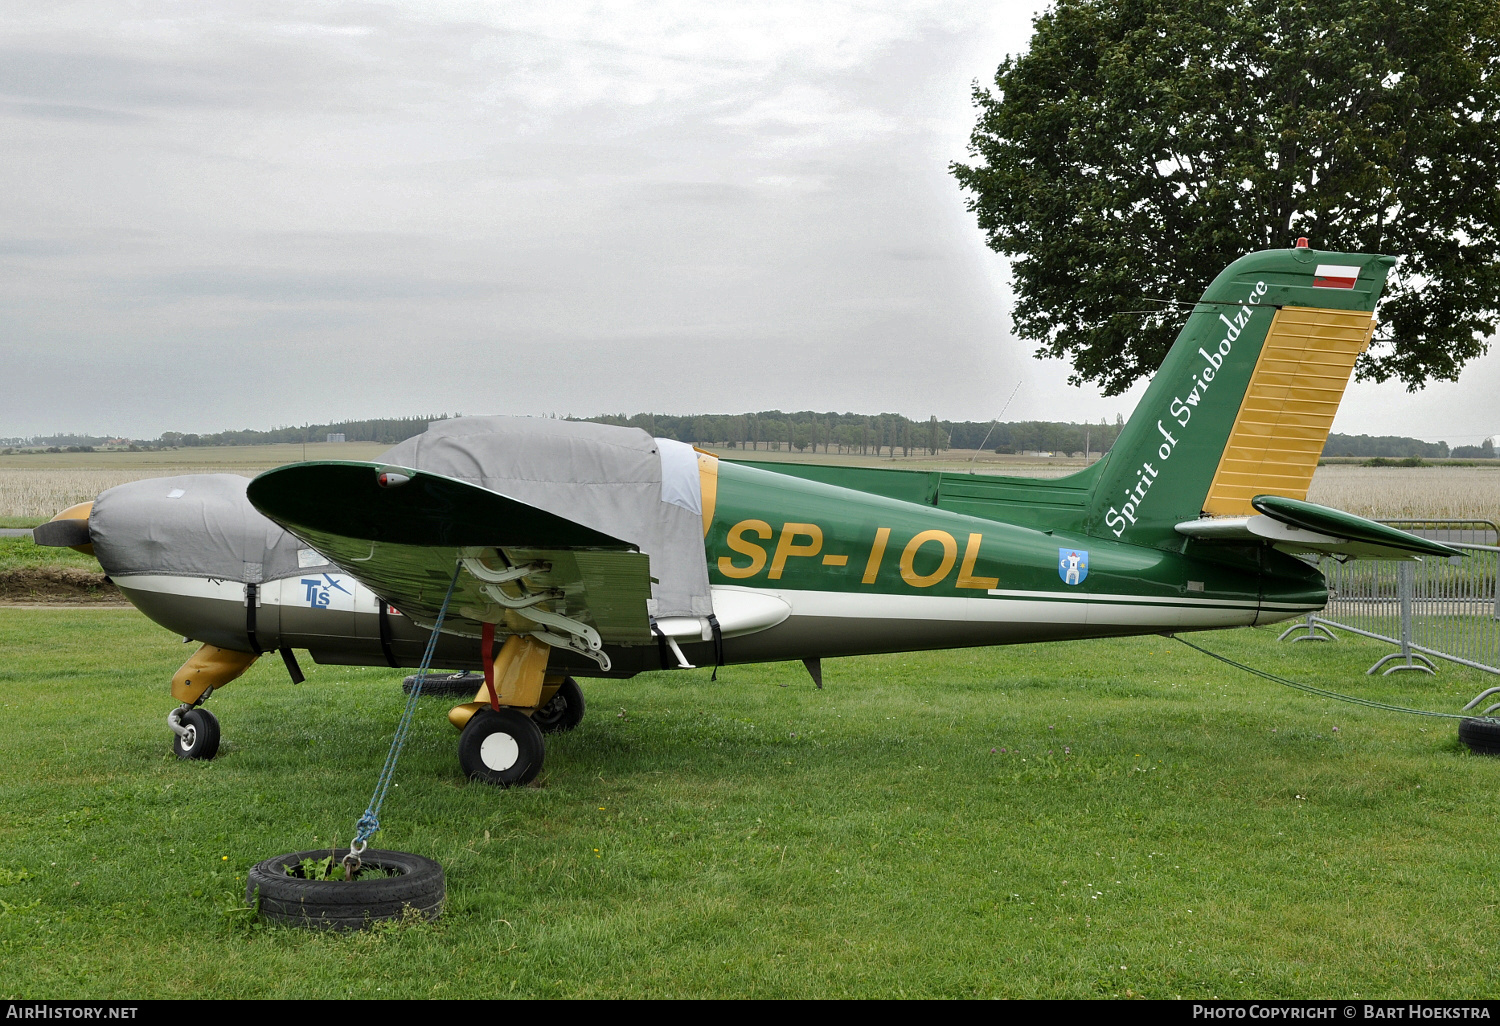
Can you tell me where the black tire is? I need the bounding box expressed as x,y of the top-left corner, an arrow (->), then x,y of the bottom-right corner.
531,677 -> 586,734
1459,718 -> 1500,755
402,671 -> 484,697
458,707 -> 545,786
246,847 -> 444,931
173,708 -> 220,761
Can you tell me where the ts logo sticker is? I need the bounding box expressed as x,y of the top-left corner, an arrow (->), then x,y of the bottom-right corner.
1058,549 -> 1088,586
300,574 -> 353,609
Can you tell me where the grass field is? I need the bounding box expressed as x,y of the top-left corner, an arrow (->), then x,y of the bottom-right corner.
2,609 -> 1498,998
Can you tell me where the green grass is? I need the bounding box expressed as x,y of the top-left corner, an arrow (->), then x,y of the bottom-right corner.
0,518 -> 45,531
0,536 -> 101,572
1,609 -> 1498,998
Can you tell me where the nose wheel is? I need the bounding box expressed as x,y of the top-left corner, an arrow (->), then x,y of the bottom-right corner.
169,706 -> 221,760
458,707 -> 544,786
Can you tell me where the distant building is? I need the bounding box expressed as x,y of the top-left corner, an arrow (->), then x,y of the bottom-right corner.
327,433 -> 346,443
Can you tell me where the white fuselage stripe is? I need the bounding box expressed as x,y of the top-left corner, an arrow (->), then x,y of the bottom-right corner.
711,585 -> 1290,629
113,573 -> 383,612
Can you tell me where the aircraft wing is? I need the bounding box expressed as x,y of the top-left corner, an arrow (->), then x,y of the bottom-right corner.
246,462 -> 654,653
1175,494 -> 1465,561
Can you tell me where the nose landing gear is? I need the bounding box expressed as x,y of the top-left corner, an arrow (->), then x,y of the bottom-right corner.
166,642 -> 258,762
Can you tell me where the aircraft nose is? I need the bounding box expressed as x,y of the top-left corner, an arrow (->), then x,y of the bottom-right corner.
85,474 -> 293,583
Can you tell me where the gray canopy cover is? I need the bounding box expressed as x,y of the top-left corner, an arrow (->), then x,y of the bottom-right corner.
381,417 -> 713,618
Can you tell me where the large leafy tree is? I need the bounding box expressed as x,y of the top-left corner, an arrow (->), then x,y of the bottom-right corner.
952,0 -> 1500,395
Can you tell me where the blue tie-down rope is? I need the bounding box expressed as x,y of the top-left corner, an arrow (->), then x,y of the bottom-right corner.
348,564 -> 462,860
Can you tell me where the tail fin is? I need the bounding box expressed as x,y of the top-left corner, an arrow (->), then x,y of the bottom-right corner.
1087,247 -> 1394,547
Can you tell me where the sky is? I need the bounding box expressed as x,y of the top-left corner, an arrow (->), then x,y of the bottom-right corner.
2,1 -> 1496,446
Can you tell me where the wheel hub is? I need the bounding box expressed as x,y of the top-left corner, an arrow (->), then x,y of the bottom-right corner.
479,731 -> 519,771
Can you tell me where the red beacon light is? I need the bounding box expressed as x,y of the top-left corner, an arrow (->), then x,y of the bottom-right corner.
1295,237 -> 1309,248
376,470 -> 411,488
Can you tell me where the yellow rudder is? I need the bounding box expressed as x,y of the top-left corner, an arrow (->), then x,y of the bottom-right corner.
1202,306 -> 1376,516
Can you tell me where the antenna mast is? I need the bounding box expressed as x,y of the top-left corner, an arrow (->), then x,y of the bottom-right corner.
970,380 -> 1022,474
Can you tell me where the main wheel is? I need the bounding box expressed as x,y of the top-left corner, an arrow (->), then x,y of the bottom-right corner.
458,707 -> 545,786
246,847 -> 444,930
531,677 -> 586,734
173,707 -> 220,761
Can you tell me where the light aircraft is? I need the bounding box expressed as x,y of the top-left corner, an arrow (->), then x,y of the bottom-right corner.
34,244 -> 1461,786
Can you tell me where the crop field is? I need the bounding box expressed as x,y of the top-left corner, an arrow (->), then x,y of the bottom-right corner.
0,444 -> 388,522
1306,466 -> 1500,523
2,608 -> 1499,998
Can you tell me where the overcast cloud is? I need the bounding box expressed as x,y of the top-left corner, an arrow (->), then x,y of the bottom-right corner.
2,1 -> 1495,445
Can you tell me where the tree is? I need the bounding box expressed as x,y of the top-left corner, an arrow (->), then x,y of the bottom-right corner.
952,0 -> 1500,395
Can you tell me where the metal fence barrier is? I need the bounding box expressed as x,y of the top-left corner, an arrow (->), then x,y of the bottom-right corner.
1280,519 -> 1500,677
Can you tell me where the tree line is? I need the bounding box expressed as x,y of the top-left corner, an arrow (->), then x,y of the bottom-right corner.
1324,433 -> 1495,459
154,416 -> 455,449
580,412 -> 1125,457
0,418 -> 456,452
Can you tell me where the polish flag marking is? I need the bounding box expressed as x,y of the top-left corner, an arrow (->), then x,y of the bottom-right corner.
1313,264 -> 1360,289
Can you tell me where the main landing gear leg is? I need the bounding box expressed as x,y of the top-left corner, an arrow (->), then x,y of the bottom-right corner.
167,644 -> 258,761
449,632 -> 553,786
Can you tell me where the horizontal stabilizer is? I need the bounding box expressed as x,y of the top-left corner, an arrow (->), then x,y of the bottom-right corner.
1175,494 -> 1464,561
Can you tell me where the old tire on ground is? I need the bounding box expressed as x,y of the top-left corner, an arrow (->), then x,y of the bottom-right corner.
458,707 -> 545,786
1459,718 -> 1500,755
402,671 -> 484,697
246,848 -> 444,930
531,677 -> 586,734
173,707 -> 220,761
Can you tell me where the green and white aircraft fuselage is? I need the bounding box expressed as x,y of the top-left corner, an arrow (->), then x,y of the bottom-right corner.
698,458 -> 1322,664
